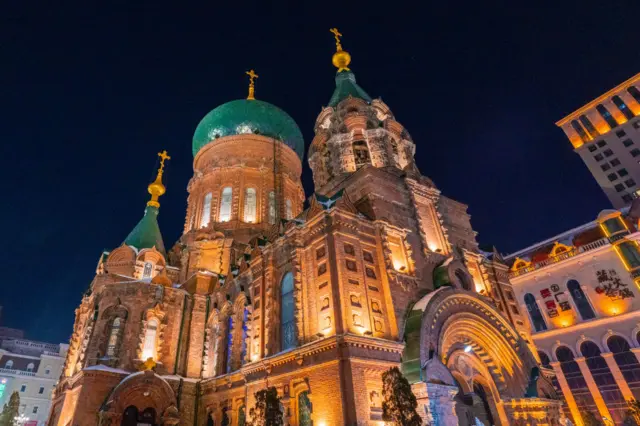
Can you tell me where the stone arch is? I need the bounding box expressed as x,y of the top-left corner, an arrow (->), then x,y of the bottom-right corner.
107,245 -> 136,264
403,287 -> 551,425
576,335 -> 603,356
550,341 -> 575,361
631,324 -> 640,348
602,329 -> 632,350
99,371 -> 179,425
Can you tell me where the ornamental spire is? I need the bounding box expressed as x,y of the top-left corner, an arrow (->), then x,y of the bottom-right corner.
246,69 -> 259,100
329,28 -> 351,72
147,150 -> 170,208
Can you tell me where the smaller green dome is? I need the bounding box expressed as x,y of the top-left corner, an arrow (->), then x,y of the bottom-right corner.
192,99 -> 305,159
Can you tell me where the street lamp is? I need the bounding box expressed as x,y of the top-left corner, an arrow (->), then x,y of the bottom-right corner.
13,414 -> 29,425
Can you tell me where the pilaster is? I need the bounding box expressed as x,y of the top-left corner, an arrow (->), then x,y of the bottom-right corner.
550,361 -> 584,426
575,356 -> 613,421
601,352 -> 635,401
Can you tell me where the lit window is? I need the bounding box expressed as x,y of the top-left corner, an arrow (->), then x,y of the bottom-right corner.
268,191 -> 276,224
596,104 -> 619,129
201,192 -> 212,227
285,199 -> 293,220
219,187 -> 232,222
107,318 -> 122,357
141,318 -> 158,361
613,96 -> 635,120
243,188 -> 257,223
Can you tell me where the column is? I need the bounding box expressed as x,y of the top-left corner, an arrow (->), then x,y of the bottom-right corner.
575,356 -> 613,421
550,361 -> 584,426
601,352 -> 635,401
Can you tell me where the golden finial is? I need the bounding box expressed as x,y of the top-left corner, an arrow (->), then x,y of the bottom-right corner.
147,150 -> 171,208
139,357 -> 157,371
246,69 -> 259,100
330,28 -> 351,72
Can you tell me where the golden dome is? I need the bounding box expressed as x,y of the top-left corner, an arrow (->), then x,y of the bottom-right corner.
332,50 -> 351,72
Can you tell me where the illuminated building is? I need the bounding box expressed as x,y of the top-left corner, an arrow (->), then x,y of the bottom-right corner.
507,205 -> 640,425
0,328 -> 68,426
48,31 -> 562,426
557,73 -> 640,208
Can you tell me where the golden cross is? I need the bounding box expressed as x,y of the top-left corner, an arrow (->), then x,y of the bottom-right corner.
330,28 -> 343,51
246,69 -> 259,100
157,150 -> 171,172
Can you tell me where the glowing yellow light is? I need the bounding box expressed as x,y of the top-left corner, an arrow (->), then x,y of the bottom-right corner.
251,354 -> 259,362
393,260 -> 407,272
318,422 -> 327,426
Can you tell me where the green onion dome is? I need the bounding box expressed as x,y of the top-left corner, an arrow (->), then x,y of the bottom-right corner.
192,99 -> 305,159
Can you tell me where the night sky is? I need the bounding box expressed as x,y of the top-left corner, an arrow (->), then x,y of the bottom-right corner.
2,1 -> 640,343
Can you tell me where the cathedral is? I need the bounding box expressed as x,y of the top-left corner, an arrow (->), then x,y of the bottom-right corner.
48,31 -> 563,426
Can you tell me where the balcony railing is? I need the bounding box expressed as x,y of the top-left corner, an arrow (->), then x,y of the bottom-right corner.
0,368 -> 36,376
509,237 -> 610,278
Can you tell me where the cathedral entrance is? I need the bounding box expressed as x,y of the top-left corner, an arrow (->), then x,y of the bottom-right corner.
121,406 -> 157,426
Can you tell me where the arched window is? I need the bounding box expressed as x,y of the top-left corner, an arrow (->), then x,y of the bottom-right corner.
26,363 -> 34,372
524,293 -> 547,332
141,318 -> 158,360
567,280 -> 596,320
607,335 -> 640,399
628,86 -> 640,105
122,406 -> 138,426
579,115 -> 599,137
285,199 -> 293,220
555,346 -> 599,414
225,315 -> 233,374
618,241 -> 640,269
4,360 -> 13,369
142,262 -> 153,279
268,191 -> 276,224
280,272 -> 297,351
571,120 -> 590,143
201,192 -> 212,228
243,188 -> 257,223
298,391 -> 312,426
206,414 -> 215,426
612,95 -> 635,120
538,351 -> 551,368
596,104 -> 618,129
219,187 -> 233,222
353,140 -> 371,168
580,341 -> 625,423
107,317 -> 123,357
240,308 -> 249,365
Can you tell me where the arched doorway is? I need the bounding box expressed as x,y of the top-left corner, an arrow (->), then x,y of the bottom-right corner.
120,406 -> 157,426
473,382 -> 495,426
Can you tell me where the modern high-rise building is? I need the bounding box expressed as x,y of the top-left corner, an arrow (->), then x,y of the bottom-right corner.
557,73 -> 640,208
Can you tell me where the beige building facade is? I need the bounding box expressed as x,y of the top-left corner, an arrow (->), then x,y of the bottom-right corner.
507,207 -> 640,425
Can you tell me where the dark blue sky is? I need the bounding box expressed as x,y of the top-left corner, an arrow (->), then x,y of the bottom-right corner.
1,0 -> 639,343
